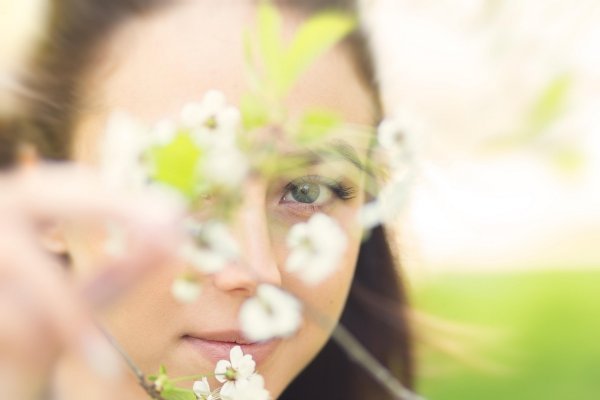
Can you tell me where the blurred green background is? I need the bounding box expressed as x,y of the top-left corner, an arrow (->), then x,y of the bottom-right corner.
414,270 -> 600,399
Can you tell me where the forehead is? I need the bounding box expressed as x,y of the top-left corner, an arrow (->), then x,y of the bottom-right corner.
73,0 -> 375,160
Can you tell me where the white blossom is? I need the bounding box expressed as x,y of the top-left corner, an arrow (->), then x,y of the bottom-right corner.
171,276 -> 202,304
239,284 -> 302,342
215,346 -> 256,395
202,144 -> 249,188
358,176 -> 408,229
179,91 -> 248,188
193,377 -> 216,400
100,111 -> 150,191
377,118 -> 405,153
285,213 -> 347,285
357,200 -> 383,231
377,114 -> 419,172
220,373 -> 270,400
194,130 -> 248,189
181,90 -> 240,136
102,91 -> 248,201
181,90 -> 226,127
358,115 -> 417,229
150,118 -> 177,146
180,219 -> 240,274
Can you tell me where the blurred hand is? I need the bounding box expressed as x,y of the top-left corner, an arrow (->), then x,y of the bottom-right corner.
0,161 -> 184,399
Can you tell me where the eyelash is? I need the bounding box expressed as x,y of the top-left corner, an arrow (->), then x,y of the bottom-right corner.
280,175 -> 357,210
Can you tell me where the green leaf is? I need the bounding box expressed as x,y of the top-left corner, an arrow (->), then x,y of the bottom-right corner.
527,73 -> 572,139
488,73 -> 573,150
281,12 -> 356,94
550,146 -> 584,173
240,93 -> 270,131
148,132 -> 203,200
258,1 -> 285,92
161,387 -> 197,400
243,31 -> 264,94
295,109 -> 342,145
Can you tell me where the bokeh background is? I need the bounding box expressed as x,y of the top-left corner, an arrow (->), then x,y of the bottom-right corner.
364,1 -> 600,399
2,0 -> 599,398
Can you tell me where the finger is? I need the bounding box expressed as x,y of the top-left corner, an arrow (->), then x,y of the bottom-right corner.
0,228 -> 129,395
0,278 -> 65,400
0,284 -> 57,365
1,163 -> 186,305
0,361 -> 38,400
2,163 -> 184,236
52,345 -> 150,400
0,226 -> 90,344
79,224 -> 182,307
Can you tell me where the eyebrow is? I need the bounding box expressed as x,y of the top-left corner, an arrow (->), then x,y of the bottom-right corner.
324,139 -> 367,172
283,139 -> 368,174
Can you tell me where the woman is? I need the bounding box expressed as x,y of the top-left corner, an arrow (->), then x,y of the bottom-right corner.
0,0 -> 414,399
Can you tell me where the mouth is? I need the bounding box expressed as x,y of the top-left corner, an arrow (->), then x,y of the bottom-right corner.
182,331 -> 280,364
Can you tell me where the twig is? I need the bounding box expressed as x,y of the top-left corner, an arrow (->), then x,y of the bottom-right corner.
96,324 -> 166,400
300,300 -> 424,400
331,324 -> 424,400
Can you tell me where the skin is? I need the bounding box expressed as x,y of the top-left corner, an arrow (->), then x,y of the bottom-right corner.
0,164 -> 184,400
50,1 -> 376,398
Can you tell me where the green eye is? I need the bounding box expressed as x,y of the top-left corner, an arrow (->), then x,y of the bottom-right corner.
281,175 -> 357,208
291,182 -> 321,203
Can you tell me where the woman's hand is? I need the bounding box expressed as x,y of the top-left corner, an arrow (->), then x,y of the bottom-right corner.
0,161 -> 184,399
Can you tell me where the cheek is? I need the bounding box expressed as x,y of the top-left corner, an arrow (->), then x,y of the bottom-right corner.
64,223 -> 185,371
98,263 -> 184,372
264,227 -> 361,397
290,230 -> 361,316
281,202 -> 363,331
274,196 -> 364,313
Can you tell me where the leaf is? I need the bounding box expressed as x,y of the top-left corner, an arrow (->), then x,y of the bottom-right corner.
489,73 -> 573,150
527,73 -> 572,139
550,145 -> 584,173
148,132 -> 203,199
295,109 -> 342,145
257,1 -> 285,92
243,31 -> 265,94
281,12 -> 356,94
161,387 -> 197,400
241,93 -> 270,131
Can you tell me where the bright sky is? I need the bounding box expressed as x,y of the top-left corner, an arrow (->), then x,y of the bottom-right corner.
366,0 -> 600,275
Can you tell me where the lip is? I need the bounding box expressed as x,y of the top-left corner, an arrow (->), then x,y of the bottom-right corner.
182,331 -> 280,364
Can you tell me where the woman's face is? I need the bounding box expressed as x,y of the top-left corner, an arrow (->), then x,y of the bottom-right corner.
65,1 -> 374,397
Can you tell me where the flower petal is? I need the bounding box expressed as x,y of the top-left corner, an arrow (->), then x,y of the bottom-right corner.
193,377 -> 212,399
219,381 -> 236,400
215,360 -> 231,383
236,354 -> 256,379
229,345 -> 244,369
240,284 -> 302,341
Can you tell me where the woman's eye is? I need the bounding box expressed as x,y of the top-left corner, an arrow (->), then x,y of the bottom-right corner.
284,181 -> 332,205
280,176 -> 356,207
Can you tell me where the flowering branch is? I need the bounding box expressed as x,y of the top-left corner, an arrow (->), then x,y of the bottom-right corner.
97,325 -> 167,400
93,2 -> 423,400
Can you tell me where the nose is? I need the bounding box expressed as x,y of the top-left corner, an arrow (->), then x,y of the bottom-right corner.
211,179 -> 282,295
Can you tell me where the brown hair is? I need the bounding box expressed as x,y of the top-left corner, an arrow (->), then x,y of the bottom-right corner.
1,0 -> 414,398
